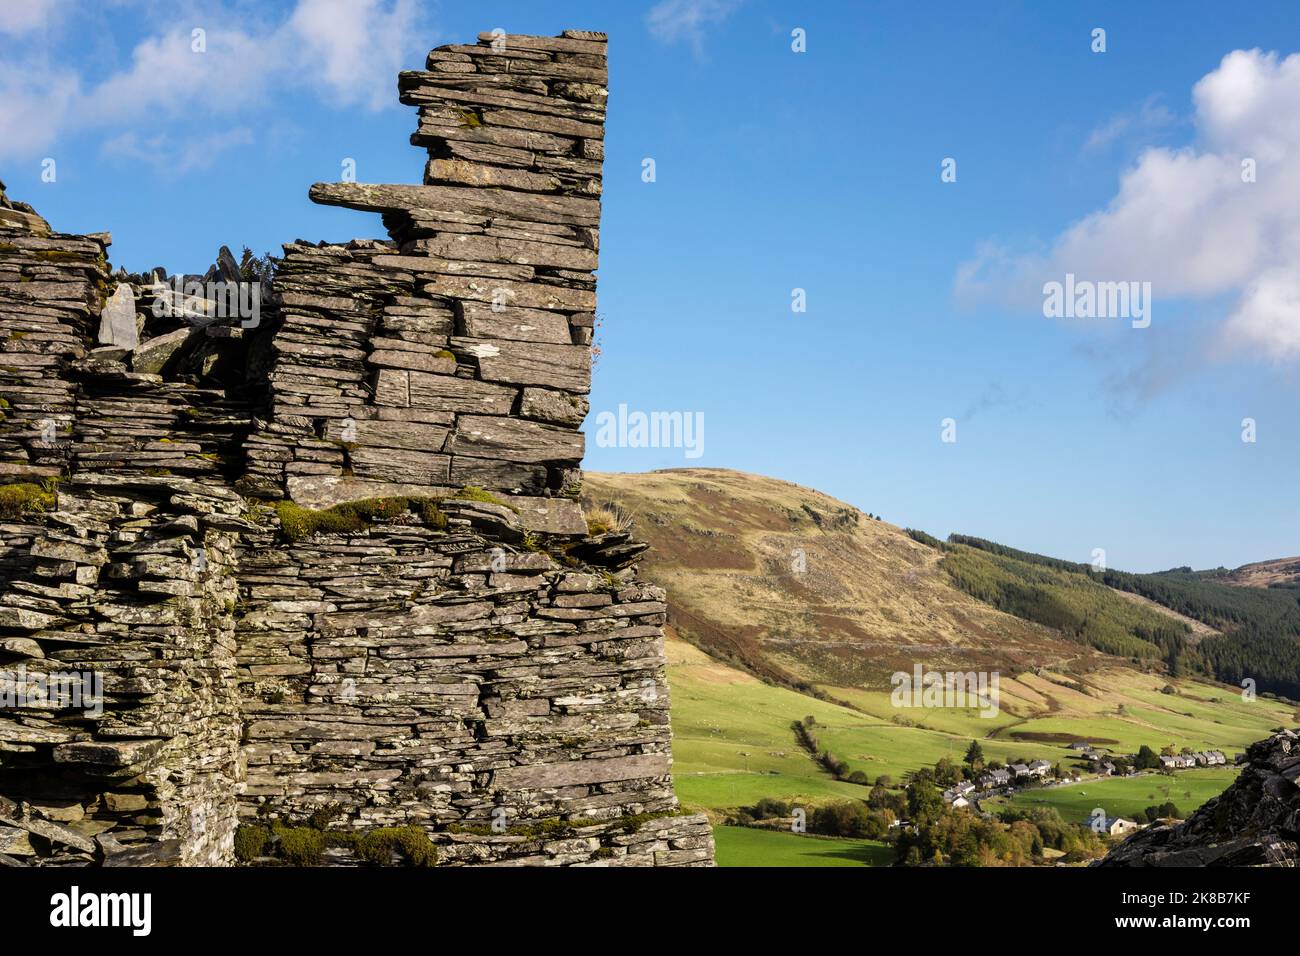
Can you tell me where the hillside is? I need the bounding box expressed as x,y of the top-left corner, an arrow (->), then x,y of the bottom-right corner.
584,469 -> 1103,690
586,470 -> 1294,810
664,628 -> 1289,818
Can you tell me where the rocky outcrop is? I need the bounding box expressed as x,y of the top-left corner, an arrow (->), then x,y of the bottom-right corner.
1096,729 -> 1300,867
0,31 -> 714,867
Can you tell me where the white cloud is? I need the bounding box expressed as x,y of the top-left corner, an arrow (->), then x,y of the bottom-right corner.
0,60 -> 80,157
957,48 -> 1300,362
0,0 -> 429,163
289,0 -> 421,110
646,0 -> 742,54
0,0 -> 70,36
85,27 -> 277,124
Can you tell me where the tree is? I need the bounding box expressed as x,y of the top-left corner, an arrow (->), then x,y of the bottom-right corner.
906,782 -> 944,823
934,756 -> 962,787
964,740 -> 985,769
1134,745 -> 1161,770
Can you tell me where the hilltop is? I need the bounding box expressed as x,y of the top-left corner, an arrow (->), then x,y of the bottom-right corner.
1214,556 -> 1300,590
584,468 -> 1097,689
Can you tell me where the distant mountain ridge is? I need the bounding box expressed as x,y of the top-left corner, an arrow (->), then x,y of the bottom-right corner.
1212,556 -> 1300,590
585,469 -> 1300,699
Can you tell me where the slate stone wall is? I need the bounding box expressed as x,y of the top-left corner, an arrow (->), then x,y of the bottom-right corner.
0,31 -> 715,868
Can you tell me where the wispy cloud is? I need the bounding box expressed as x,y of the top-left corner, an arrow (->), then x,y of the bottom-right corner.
957,48 -> 1300,364
961,382 -> 1024,422
0,0 -> 70,36
646,0 -> 742,55
1083,94 -> 1177,152
102,127 -> 255,176
0,0 -> 428,163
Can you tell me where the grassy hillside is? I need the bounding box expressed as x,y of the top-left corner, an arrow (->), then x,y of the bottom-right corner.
585,469 -> 1100,691
666,632 -> 1289,814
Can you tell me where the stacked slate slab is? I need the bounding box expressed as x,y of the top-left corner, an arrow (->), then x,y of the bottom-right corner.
0,183 -> 107,483
289,29 -> 605,509
0,32 -> 714,867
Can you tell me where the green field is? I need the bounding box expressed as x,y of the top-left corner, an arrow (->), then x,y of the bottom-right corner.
669,634 -> 1285,817
713,826 -> 891,867
983,768 -> 1237,823
668,638 -> 881,808
819,672 -> 1291,781
666,633 -> 1288,867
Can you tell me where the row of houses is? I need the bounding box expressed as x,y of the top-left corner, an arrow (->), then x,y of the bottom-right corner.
942,759 -> 1055,804
976,759 -> 1052,790
1160,750 -> 1227,769
1071,740 -> 1231,774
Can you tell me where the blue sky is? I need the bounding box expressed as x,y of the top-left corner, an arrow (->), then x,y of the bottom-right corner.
3,0 -> 1299,572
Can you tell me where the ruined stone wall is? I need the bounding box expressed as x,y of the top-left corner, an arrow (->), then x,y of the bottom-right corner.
0,31 -> 715,867
254,29 -> 605,508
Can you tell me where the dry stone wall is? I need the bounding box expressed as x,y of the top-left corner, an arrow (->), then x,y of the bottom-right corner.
0,30 -> 714,868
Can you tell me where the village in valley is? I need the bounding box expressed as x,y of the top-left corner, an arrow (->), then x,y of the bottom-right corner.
940,741 -> 1234,835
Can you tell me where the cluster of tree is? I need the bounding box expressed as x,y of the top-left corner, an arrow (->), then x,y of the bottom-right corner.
808,801 -> 896,840
729,797 -> 796,827
895,797 -> 1106,867
790,716 -> 871,786
1105,567 -> 1300,697
238,247 -> 277,285
1142,801 -> 1182,822
1132,744 -> 1162,771
729,790 -> 903,839
946,534 -> 1300,698
905,528 -> 944,549
939,542 -> 1190,662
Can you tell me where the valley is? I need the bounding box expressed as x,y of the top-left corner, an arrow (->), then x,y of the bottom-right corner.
586,468 -> 1300,866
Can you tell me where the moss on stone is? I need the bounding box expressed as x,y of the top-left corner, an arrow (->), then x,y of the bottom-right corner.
419,499 -> 448,529
274,496 -> 452,542
453,485 -> 516,512
272,824 -> 326,866
233,824 -> 268,862
31,249 -> 93,263
454,107 -> 482,128
350,826 -> 438,867
0,482 -> 56,518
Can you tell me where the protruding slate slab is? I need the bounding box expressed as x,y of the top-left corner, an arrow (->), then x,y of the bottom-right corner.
309,182 -> 600,227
